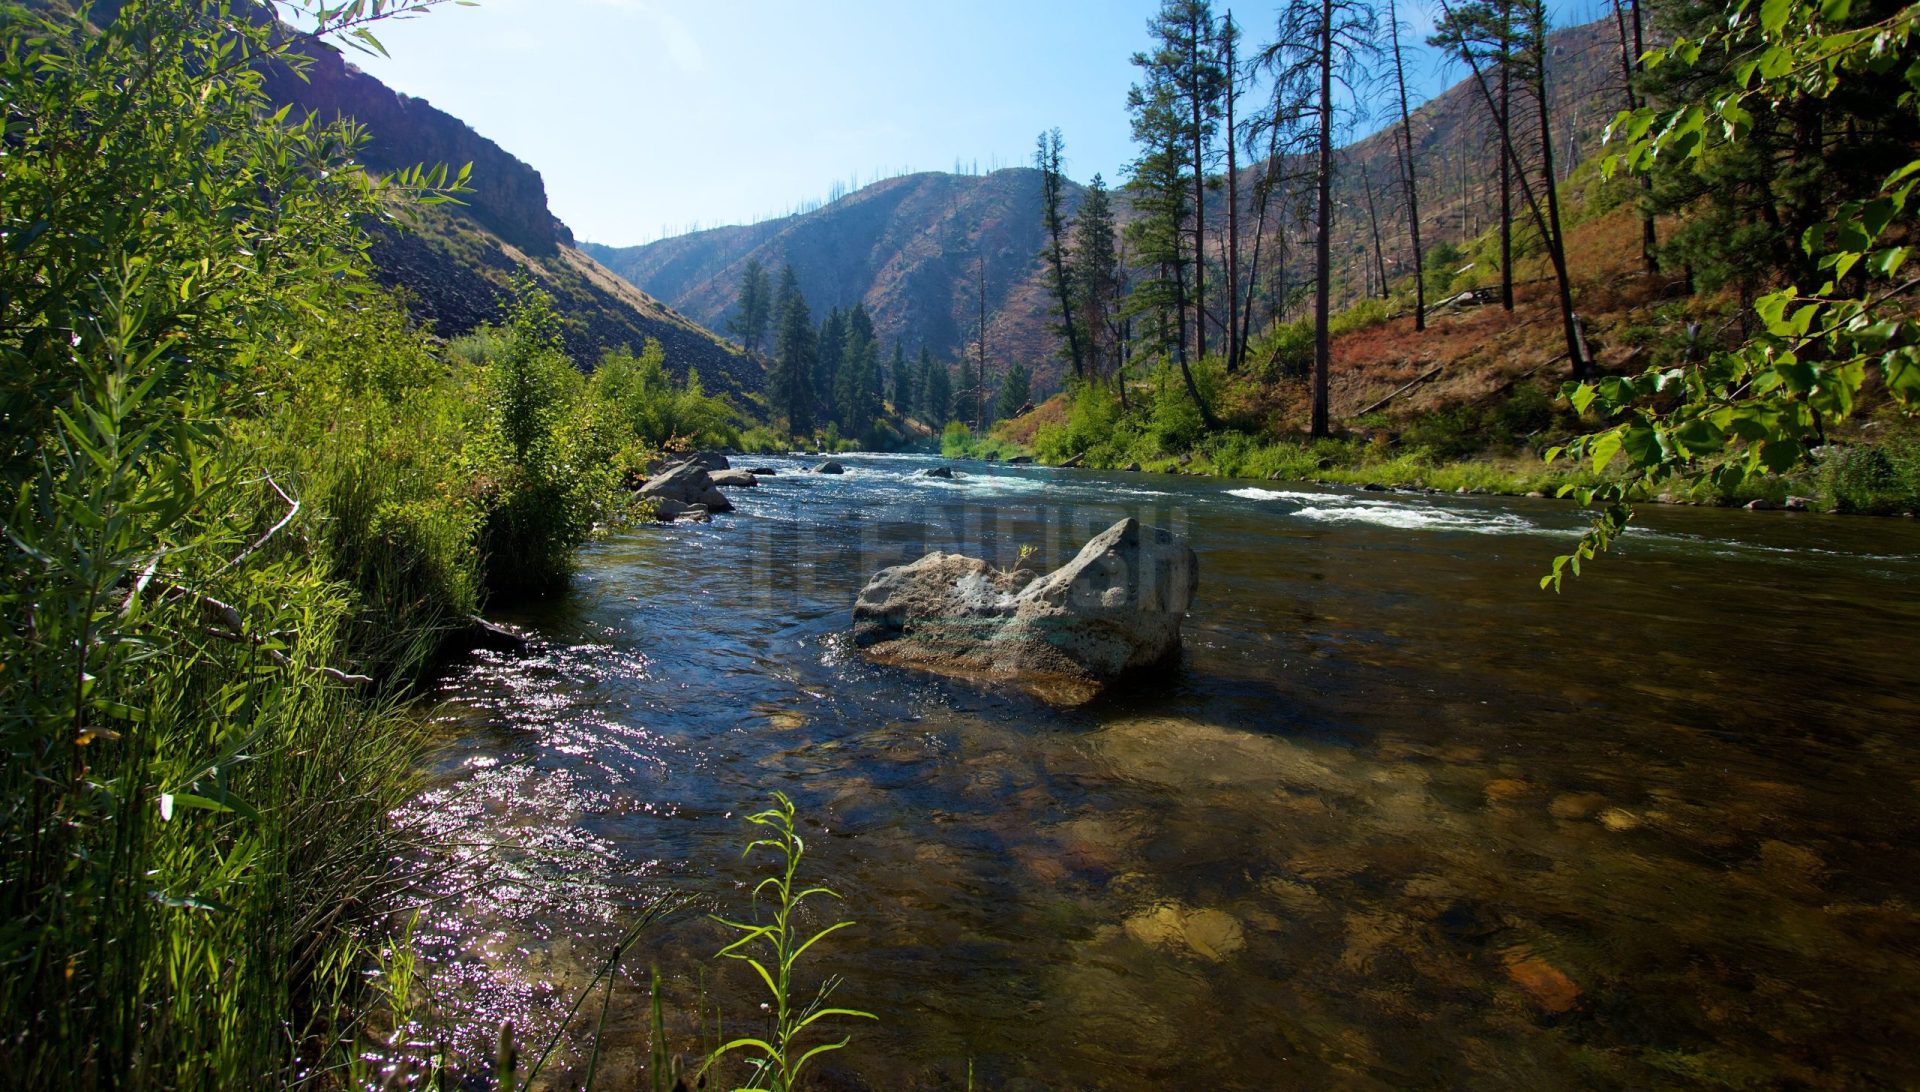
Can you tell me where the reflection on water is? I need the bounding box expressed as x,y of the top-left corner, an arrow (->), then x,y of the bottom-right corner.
396,454 -> 1920,1089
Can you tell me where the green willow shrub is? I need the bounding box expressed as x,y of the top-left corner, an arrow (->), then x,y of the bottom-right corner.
476,282 -> 620,599
250,293 -> 492,677
0,1 -> 466,1085
592,338 -> 742,454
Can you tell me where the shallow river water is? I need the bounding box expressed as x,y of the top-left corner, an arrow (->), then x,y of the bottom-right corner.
401,454 -> 1920,1089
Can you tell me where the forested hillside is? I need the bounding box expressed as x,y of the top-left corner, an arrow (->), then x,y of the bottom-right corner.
588,17 -> 1624,400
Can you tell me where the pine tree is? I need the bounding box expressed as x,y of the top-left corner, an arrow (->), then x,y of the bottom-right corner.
1385,0 -> 1427,330
1127,8 -> 1223,431
1071,174 -> 1123,390
814,307 -> 846,426
726,258 -> 772,355
835,307 -> 881,444
890,339 -> 912,415
953,356 -> 978,429
1035,128 -> 1085,378
768,266 -> 815,437
917,346 -> 948,424
1434,0 -> 1588,377
994,360 -> 1032,420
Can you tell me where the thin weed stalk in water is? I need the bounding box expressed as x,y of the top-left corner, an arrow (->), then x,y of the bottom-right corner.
704,792 -> 874,1092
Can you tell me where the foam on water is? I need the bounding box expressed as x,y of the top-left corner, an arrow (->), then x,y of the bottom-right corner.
1292,502 -> 1539,534
1228,487 -> 1354,504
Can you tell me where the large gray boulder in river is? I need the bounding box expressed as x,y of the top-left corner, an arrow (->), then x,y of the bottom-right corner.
639,461 -> 733,513
852,517 -> 1198,704
709,468 -> 759,488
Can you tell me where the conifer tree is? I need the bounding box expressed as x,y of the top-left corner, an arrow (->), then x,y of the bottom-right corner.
917,346 -> 949,424
768,266 -> 815,437
1035,128 -> 1085,378
726,258 -> 773,355
1385,0 -> 1427,330
890,339 -> 912,414
994,360 -> 1032,420
953,355 -> 979,429
1127,11 -> 1223,431
814,307 -> 846,426
1071,174 -> 1123,390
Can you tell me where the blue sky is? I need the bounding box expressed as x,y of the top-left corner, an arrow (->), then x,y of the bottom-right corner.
327,0 -> 1611,246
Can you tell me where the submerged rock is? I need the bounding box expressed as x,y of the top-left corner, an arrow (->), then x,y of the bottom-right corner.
1123,903 -> 1246,962
1502,947 -> 1581,1013
851,517 -> 1199,704
748,467 -> 778,476
922,466 -> 954,479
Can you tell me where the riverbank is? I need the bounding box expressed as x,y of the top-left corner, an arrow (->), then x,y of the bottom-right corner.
947,400 -> 1920,518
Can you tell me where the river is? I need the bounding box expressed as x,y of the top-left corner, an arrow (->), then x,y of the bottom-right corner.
397,453 -> 1920,1089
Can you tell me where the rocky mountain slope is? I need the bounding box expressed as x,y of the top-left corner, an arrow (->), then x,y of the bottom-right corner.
588,16 -> 1626,399
256,25 -> 759,394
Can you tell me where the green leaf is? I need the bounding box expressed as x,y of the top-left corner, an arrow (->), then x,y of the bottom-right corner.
1589,430 -> 1624,473
1758,0 -> 1789,34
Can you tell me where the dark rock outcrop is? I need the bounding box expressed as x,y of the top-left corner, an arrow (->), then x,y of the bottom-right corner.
641,463 -> 732,513
922,466 -> 954,479
813,461 -> 846,474
852,518 -> 1199,705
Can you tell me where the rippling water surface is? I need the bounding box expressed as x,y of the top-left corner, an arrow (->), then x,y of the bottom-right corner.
400,454 -> 1920,1089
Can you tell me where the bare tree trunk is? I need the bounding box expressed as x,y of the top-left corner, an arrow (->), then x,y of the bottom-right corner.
1527,0 -> 1587,377
1224,11 -> 1241,372
1239,158 -> 1274,368
1611,0 -> 1658,272
977,255 -> 988,430
1189,7 -> 1208,365
1498,0 -> 1515,312
1438,0 -> 1584,377
1312,0 -> 1334,437
1388,0 -> 1427,329
1361,162 -> 1390,300
1170,246 -> 1221,428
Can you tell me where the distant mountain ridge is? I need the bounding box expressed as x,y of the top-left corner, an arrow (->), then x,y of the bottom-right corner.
588,16 -> 1626,397
584,167 -> 1077,381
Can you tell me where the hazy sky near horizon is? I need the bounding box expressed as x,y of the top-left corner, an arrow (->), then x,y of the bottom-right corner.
328,0 -> 1609,246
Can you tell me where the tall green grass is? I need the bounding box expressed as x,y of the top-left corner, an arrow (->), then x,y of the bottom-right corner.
0,3 -> 705,1085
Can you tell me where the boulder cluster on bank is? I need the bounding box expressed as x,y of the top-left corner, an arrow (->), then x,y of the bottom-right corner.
633,451 -> 797,523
